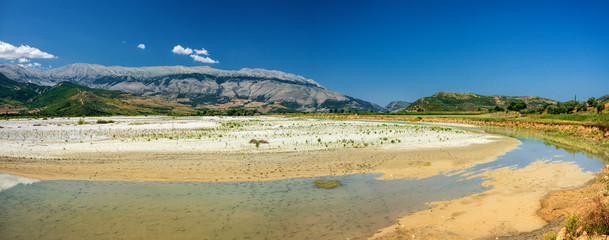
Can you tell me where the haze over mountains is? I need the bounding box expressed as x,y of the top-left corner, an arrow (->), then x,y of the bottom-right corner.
0,63 -> 384,112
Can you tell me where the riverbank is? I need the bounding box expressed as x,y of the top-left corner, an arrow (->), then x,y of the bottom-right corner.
370,160 -> 596,239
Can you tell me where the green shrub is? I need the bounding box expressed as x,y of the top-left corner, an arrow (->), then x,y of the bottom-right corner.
542,232 -> 557,240
96,119 -> 114,124
565,215 -> 579,234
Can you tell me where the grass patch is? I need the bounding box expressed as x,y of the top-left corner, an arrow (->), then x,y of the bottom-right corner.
542,232 -> 557,240
581,197 -> 609,234
96,119 -> 114,124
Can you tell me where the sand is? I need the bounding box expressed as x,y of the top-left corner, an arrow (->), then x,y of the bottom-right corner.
370,160 -> 596,240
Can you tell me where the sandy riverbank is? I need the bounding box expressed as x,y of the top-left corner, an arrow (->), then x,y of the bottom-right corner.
370,160 -> 596,240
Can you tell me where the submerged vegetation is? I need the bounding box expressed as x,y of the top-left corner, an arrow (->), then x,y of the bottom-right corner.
314,180 -> 342,189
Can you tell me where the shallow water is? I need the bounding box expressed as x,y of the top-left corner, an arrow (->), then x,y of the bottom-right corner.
0,173 -> 489,240
0,137 -> 604,240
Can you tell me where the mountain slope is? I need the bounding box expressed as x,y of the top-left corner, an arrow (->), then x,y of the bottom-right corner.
0,73 -> 48,107
385,101 -> 411,112
0,73 -> 194,116
0,63 -> 384,112
598,94 -> 609,102
404,92 -> 557,112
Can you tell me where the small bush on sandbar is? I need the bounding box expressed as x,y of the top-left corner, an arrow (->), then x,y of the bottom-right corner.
249,139 -> 269,148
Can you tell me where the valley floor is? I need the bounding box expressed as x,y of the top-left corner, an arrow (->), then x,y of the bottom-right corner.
0,116 -> 598,239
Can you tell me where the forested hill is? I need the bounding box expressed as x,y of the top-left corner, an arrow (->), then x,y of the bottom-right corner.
403,92 -> 557,112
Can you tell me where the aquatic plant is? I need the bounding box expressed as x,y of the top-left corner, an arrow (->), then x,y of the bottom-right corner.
314,180 -> 342,189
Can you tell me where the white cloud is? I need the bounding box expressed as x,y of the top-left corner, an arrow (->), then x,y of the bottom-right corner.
194,48 -> 208,55
172,45 -> 193,55
18,62 -> 42,68
18,57 -> 30,63
0,41 -> 56,60
137,44 -> 146,49
173,44 -> 218,64
190,54 -> 219,64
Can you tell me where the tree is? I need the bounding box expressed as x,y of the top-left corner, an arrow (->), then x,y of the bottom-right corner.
507,102 -> 526,111
580,102 -> 588,112
587,97 -> 597,107
564,100 -> 579,113
598,103 -> 606,113
489,105 -> 505,113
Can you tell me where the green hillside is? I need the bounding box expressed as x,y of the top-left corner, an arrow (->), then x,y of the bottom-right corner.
404,92 -> 557,112
0,73 -> 48,108
0,73 -> 194,116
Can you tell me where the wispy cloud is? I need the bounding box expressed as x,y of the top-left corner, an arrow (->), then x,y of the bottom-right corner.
173,44 -> 218,64
137,44 -> 146,49
194,48 -> 208,55
18,57 -> 30,63
190,54 -> 219,63
0,41 -> 56,60
172,45 -> 192,55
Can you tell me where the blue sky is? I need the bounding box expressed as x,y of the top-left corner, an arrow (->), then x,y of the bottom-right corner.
1,0 -> 608,105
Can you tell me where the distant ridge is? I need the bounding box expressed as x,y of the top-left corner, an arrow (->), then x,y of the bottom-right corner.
384,101 -> 411,112
0,63 -> 384,112
404,92 -> 557,112
0,73 -> 194,116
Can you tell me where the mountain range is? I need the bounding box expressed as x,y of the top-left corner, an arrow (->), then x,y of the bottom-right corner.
0,63 -> 384,112
2,63 -> 605,115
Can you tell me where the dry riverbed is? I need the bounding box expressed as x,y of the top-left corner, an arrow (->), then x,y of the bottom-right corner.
0,116 -> 511,182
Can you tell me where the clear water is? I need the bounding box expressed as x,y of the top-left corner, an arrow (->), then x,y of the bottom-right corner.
0,137 -> 604,240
